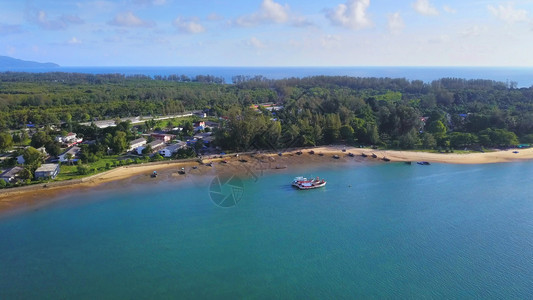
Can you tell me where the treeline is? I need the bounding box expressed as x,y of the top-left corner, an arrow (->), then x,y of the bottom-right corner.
2,72 -> 533,151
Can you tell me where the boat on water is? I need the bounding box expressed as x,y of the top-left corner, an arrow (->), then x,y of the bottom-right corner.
417,161 -> 431,165
292,176 -> 327,190
382,157 -> 390,162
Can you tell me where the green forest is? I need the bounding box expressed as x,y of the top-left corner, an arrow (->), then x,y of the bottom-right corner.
1,72 -> 532,153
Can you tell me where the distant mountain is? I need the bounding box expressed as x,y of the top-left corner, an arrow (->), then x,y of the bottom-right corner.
0,56 -> 59,69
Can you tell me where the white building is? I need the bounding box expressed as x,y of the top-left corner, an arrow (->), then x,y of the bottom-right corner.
136,140 -> 166,155
159,142 -> 187,157
59,146 -> 81,163
129,138 -> 147,152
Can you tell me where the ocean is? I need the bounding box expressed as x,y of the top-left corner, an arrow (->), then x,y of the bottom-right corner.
3,66 -> 533,87
0,161 -> 532,298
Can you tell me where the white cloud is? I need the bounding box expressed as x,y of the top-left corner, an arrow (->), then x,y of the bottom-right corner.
68,37 -> 82,44
207,13 -> 224,21
108,12 -> 154,27
443,5 -> 456,14
488,3 -> 528,23
388,12 -> 404,34
173,17 -> 205,34
246,37 -> 266,49
235,0 -> 289,26
326,0 -> 372,30
132,0 -> 166,5
320,35 -> 341,48
412,0 -> 439,16
27,9 -> 83,30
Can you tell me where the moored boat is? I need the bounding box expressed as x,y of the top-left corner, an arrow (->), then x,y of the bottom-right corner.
417,161 -> 430,165
294,176 -> 327,190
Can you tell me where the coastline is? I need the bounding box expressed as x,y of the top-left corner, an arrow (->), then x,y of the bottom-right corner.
1,146 -> 533,213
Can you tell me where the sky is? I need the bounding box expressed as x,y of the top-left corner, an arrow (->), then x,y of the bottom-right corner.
1,0 -> 533,67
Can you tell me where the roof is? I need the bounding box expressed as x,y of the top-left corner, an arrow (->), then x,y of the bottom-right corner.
35,164 -> 59,173
130,138 -> 146,145
61,146 -> 80,156
164,142 -> 186,152
0,166 -> 23,178
148,140 -> 166,147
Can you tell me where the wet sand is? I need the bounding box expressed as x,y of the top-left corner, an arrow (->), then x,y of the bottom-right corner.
1,146 -> 532,213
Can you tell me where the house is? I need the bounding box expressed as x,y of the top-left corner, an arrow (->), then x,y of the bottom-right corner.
193,132 -> 214,143
129,138 -> 146,151
136,140 -> 166,155
55,132 -> 83,147
17,147 -> 48,165
150,133 -> 176,143
35,164 -> 60,180
159,141 -> 187,157
59,146 -> 81,163
194,121 -> 206,131
0,166 -> 24,183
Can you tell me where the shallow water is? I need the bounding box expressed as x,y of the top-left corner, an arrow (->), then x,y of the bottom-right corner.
0,162 -> 532,298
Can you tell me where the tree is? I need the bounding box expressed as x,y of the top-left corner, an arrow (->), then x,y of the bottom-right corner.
421,132 -> 437,149
142,145 -> 153,155
0,132 -> 13,152
30,131 -> 52,148
22,147 -> 43,169
110,131 -> 128,154
19,167 -> 33,180
339,125 -> 355,144
65,153 -> 74,165
45,141 -> 62,157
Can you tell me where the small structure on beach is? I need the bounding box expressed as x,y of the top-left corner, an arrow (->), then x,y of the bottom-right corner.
35,164 -> 60,180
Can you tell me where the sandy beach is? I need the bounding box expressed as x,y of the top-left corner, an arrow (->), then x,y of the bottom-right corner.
1,146 -> 533,212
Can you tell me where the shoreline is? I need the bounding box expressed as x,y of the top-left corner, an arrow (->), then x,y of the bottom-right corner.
1,146 -> 533,213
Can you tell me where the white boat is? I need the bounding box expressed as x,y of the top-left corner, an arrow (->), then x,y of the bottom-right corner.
292,176 -> 327,190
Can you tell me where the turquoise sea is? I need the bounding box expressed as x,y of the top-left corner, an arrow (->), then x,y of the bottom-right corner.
0,161 -> 532,298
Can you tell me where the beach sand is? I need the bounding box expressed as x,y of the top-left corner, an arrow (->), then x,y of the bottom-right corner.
1,146 -> 532,213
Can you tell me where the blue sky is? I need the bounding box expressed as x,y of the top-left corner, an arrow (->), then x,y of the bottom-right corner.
1,0 -> 533,66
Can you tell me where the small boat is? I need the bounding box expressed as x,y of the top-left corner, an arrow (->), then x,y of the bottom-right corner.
405,161 -> 412,165
361,153 -> 368,157
205,162 -> 213,167
192,166 -> 198,170
221,160 -> 228,164
513,151 -> 519,154
151,171 -> 158,178
309,150 -> 315,155
342,148 -> 346,152
178,167 -> 186,174
296,151 -> 303,155
239,159 -> 248,163
278,152 -> 283,156
348,153 -> 355,157
318,153 -> 324,156
371,153 -> 378,158
417,161 -> 430,165
293,176 -> 327,190
333,155 -> 340,159
275,165 -> 287,169
382,157 -> 390,162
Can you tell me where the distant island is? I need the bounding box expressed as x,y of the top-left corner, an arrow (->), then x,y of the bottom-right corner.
0,56 -> 59,69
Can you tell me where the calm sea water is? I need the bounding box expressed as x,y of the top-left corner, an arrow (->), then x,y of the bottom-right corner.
0,161 -> 532,298
3,66 -> 533,87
